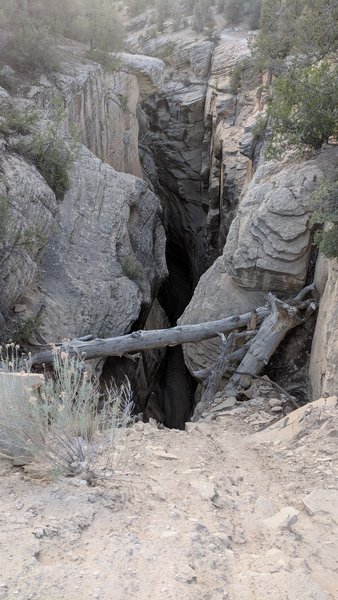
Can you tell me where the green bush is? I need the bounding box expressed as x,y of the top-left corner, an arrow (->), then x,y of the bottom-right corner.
311,174 -> 338,259
121,255 -> 146,285
265,61 -> 338,158
30,127 -> 77,199
4,23 -> 60,72
0,105 -> 38,137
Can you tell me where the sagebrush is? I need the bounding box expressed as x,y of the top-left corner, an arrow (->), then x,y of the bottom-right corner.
0,346 -> 134,481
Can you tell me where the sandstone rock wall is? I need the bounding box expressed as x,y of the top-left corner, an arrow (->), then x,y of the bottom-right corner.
0,48 -> 167,344
137,29 -> 261,311
29,45 -> 165,180
20,147 -> 166,342
0,151 -> 57,314
179,154 -> 327,377
204,32 -> 262,260
310,256 -> 338,399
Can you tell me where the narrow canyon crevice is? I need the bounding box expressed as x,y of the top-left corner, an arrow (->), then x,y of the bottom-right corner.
135,77 -> 212,428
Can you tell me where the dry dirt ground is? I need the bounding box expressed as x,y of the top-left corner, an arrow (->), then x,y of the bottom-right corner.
0,393 -> 337,600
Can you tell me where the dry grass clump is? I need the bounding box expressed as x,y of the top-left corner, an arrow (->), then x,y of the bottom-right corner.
0,345 -> 133,481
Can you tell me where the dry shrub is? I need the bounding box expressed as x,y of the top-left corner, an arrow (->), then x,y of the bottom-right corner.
0,346 -> 133,481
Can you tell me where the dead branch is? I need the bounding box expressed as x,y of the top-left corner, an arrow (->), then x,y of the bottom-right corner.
29,307 -> 271,366
192,332 -> 237,421
226,296 -> 318,392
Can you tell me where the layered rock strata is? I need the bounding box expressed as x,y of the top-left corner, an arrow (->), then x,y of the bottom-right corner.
179,156 -> 325,376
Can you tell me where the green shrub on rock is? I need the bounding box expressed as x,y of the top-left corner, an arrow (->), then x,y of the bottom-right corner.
4,23 -> 60,72
312,173 -> 338,259
265,61 -> 338,159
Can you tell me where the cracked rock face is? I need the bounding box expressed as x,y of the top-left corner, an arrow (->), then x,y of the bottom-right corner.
310,256 -> 338,399
142,79 -> 209,288
0,151 -> 57,312
0,46 -> 167,344
20,147 -> 166,342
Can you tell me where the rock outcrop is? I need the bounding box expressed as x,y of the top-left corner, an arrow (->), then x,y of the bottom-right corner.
0,149 -> 57,315
20,147 -> 166,342
0,46 -> 167,344
179,155 -> 325,377
223,160 -> 323,292
135,28 -> 261,323
179,257 -> 265,373
29,44 -> 165,180
310,256 -> 338,399
203,32 -> 262,259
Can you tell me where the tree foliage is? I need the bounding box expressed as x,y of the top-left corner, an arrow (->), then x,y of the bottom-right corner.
252,0 -> 338,157
312,172 -> 338,259
251,0 -> 338,71
0,0 -> 126,72
265,61 -> 338,157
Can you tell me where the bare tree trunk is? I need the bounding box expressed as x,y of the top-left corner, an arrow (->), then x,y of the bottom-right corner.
192,331 -> 256,421
226,294 -> 317,392
29,307 -> 270,366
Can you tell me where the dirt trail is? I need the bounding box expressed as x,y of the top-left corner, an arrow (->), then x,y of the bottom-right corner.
0,396 -> 337,600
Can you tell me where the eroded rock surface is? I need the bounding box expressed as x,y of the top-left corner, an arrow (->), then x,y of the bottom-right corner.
21,148 -> 166,342
0,47 -> 167,344
223,159 -> 323,292
180,155 -> 325,376
310,256 -> 338,399
0,151 -> 57,313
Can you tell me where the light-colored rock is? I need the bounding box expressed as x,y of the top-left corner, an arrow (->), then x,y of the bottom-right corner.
302,489 -> 338,523
249,397 -> 338,444
31,47 -> 165,180
0,152 -> 57,312
210,397 -> 236,413
190,479 -> 217,501
19,147 -> 167,342
269,398 -> 282,408
179,258 -> 265,374
119,52 -> 165,98
263,506 -> 299,530
223,160 -> 324,292
254,496 -> 275,518
271,406 -> 283,413
310,255 -> 338,399
13,304 -> 27,314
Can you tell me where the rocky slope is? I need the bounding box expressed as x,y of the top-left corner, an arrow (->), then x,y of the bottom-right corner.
0,394 -> 337,600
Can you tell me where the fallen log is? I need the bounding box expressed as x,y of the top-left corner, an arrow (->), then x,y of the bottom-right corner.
29,285 -> 317,372
226,294 -> 318,393
29,307 -> 271,366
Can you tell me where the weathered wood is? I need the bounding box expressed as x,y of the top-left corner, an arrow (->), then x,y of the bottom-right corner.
29,307 -> 270,365
227,295 -> 318,392
192,330 -> 257,420
193,332 -> 237,421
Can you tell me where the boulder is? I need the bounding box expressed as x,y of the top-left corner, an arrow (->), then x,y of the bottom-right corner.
223,160 -> 323,292
249,396 -> 338,444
